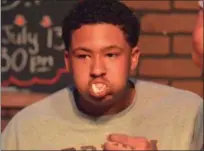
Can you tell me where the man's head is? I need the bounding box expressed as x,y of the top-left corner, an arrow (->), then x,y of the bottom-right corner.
62,0 -> 140,106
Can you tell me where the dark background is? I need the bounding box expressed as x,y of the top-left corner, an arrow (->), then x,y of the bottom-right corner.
1,0 -> 78,93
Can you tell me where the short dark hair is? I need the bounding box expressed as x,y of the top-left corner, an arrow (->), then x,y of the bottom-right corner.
62,0 -> 140,50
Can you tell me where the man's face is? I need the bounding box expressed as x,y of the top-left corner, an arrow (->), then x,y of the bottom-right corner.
66,24 -> 139,106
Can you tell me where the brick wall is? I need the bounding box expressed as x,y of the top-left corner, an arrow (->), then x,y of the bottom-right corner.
121,0 -> 203,97
1,0 -> 203,132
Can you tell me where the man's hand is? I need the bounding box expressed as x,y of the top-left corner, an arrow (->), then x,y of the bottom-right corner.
103,134 -> 157,150
192,10 -> 203,70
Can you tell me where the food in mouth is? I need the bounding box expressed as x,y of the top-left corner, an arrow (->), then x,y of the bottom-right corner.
90,83 -> 108,98
92,83 -> 106,93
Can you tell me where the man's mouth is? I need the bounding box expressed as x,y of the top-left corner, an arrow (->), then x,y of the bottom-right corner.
92,83 -> 107,94
89,81 -> 110,98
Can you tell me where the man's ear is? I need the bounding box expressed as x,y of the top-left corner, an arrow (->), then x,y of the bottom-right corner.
64,51 -> 70,72
130,46 -> 140,72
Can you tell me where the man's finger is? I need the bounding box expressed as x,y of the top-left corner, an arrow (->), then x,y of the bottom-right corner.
103,141 -> 131,150
108,133 -> 148,147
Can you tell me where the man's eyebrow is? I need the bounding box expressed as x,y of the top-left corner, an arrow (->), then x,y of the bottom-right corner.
102,45 -> 124,52
72,45 -> 124,53
72,47 -> 92,53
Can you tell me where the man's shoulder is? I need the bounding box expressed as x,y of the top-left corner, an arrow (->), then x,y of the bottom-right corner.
134,79 -> 203,109
13,87 -> 73,121
134,79 -> 180,93
132,80 -> 203,128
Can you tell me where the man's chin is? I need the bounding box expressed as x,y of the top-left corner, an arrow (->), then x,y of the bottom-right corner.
87,94 -> 115,106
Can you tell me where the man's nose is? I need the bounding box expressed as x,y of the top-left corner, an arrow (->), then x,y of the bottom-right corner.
90,56 -> 106,78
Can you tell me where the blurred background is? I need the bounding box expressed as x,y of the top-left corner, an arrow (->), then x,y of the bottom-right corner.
1,0 -> 203,131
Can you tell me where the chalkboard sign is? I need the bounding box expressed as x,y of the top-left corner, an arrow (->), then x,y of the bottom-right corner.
1,0 -> 79,93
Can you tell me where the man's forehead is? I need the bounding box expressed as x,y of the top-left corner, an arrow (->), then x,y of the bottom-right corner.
70,24 -> 130,51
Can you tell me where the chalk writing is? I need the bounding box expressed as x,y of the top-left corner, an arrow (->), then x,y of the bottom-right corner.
2,25 -> 39,55
1,1 -> 22,11
1,1 -> 76,90
1,20 -> 63,75
30,55 -> 54,73
1,47 -> 28,72
47,26 -> 64,51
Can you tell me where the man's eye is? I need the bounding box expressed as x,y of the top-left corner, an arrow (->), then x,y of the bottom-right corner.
106,53 -> 118,58
76,55 -> 90,59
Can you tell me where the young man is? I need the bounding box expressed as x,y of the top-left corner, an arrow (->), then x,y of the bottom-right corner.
1,0 -> 203,150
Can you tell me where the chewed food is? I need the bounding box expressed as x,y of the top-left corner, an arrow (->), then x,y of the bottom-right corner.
92,83 -> 107,94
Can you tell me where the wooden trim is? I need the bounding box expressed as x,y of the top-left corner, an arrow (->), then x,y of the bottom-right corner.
1,91 -> 49,108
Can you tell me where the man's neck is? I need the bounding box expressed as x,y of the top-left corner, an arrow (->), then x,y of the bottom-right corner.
74,81 -> 136,117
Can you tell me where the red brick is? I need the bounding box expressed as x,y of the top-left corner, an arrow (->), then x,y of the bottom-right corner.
139,58 -> 202,77
121,0 -> 170,10
173,36 -> 193,54
1,92 -> 48,108
139,35 -> 170,55
172,80 -> 203,97
142,14 -> 197,33
173,1 -> 199,10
